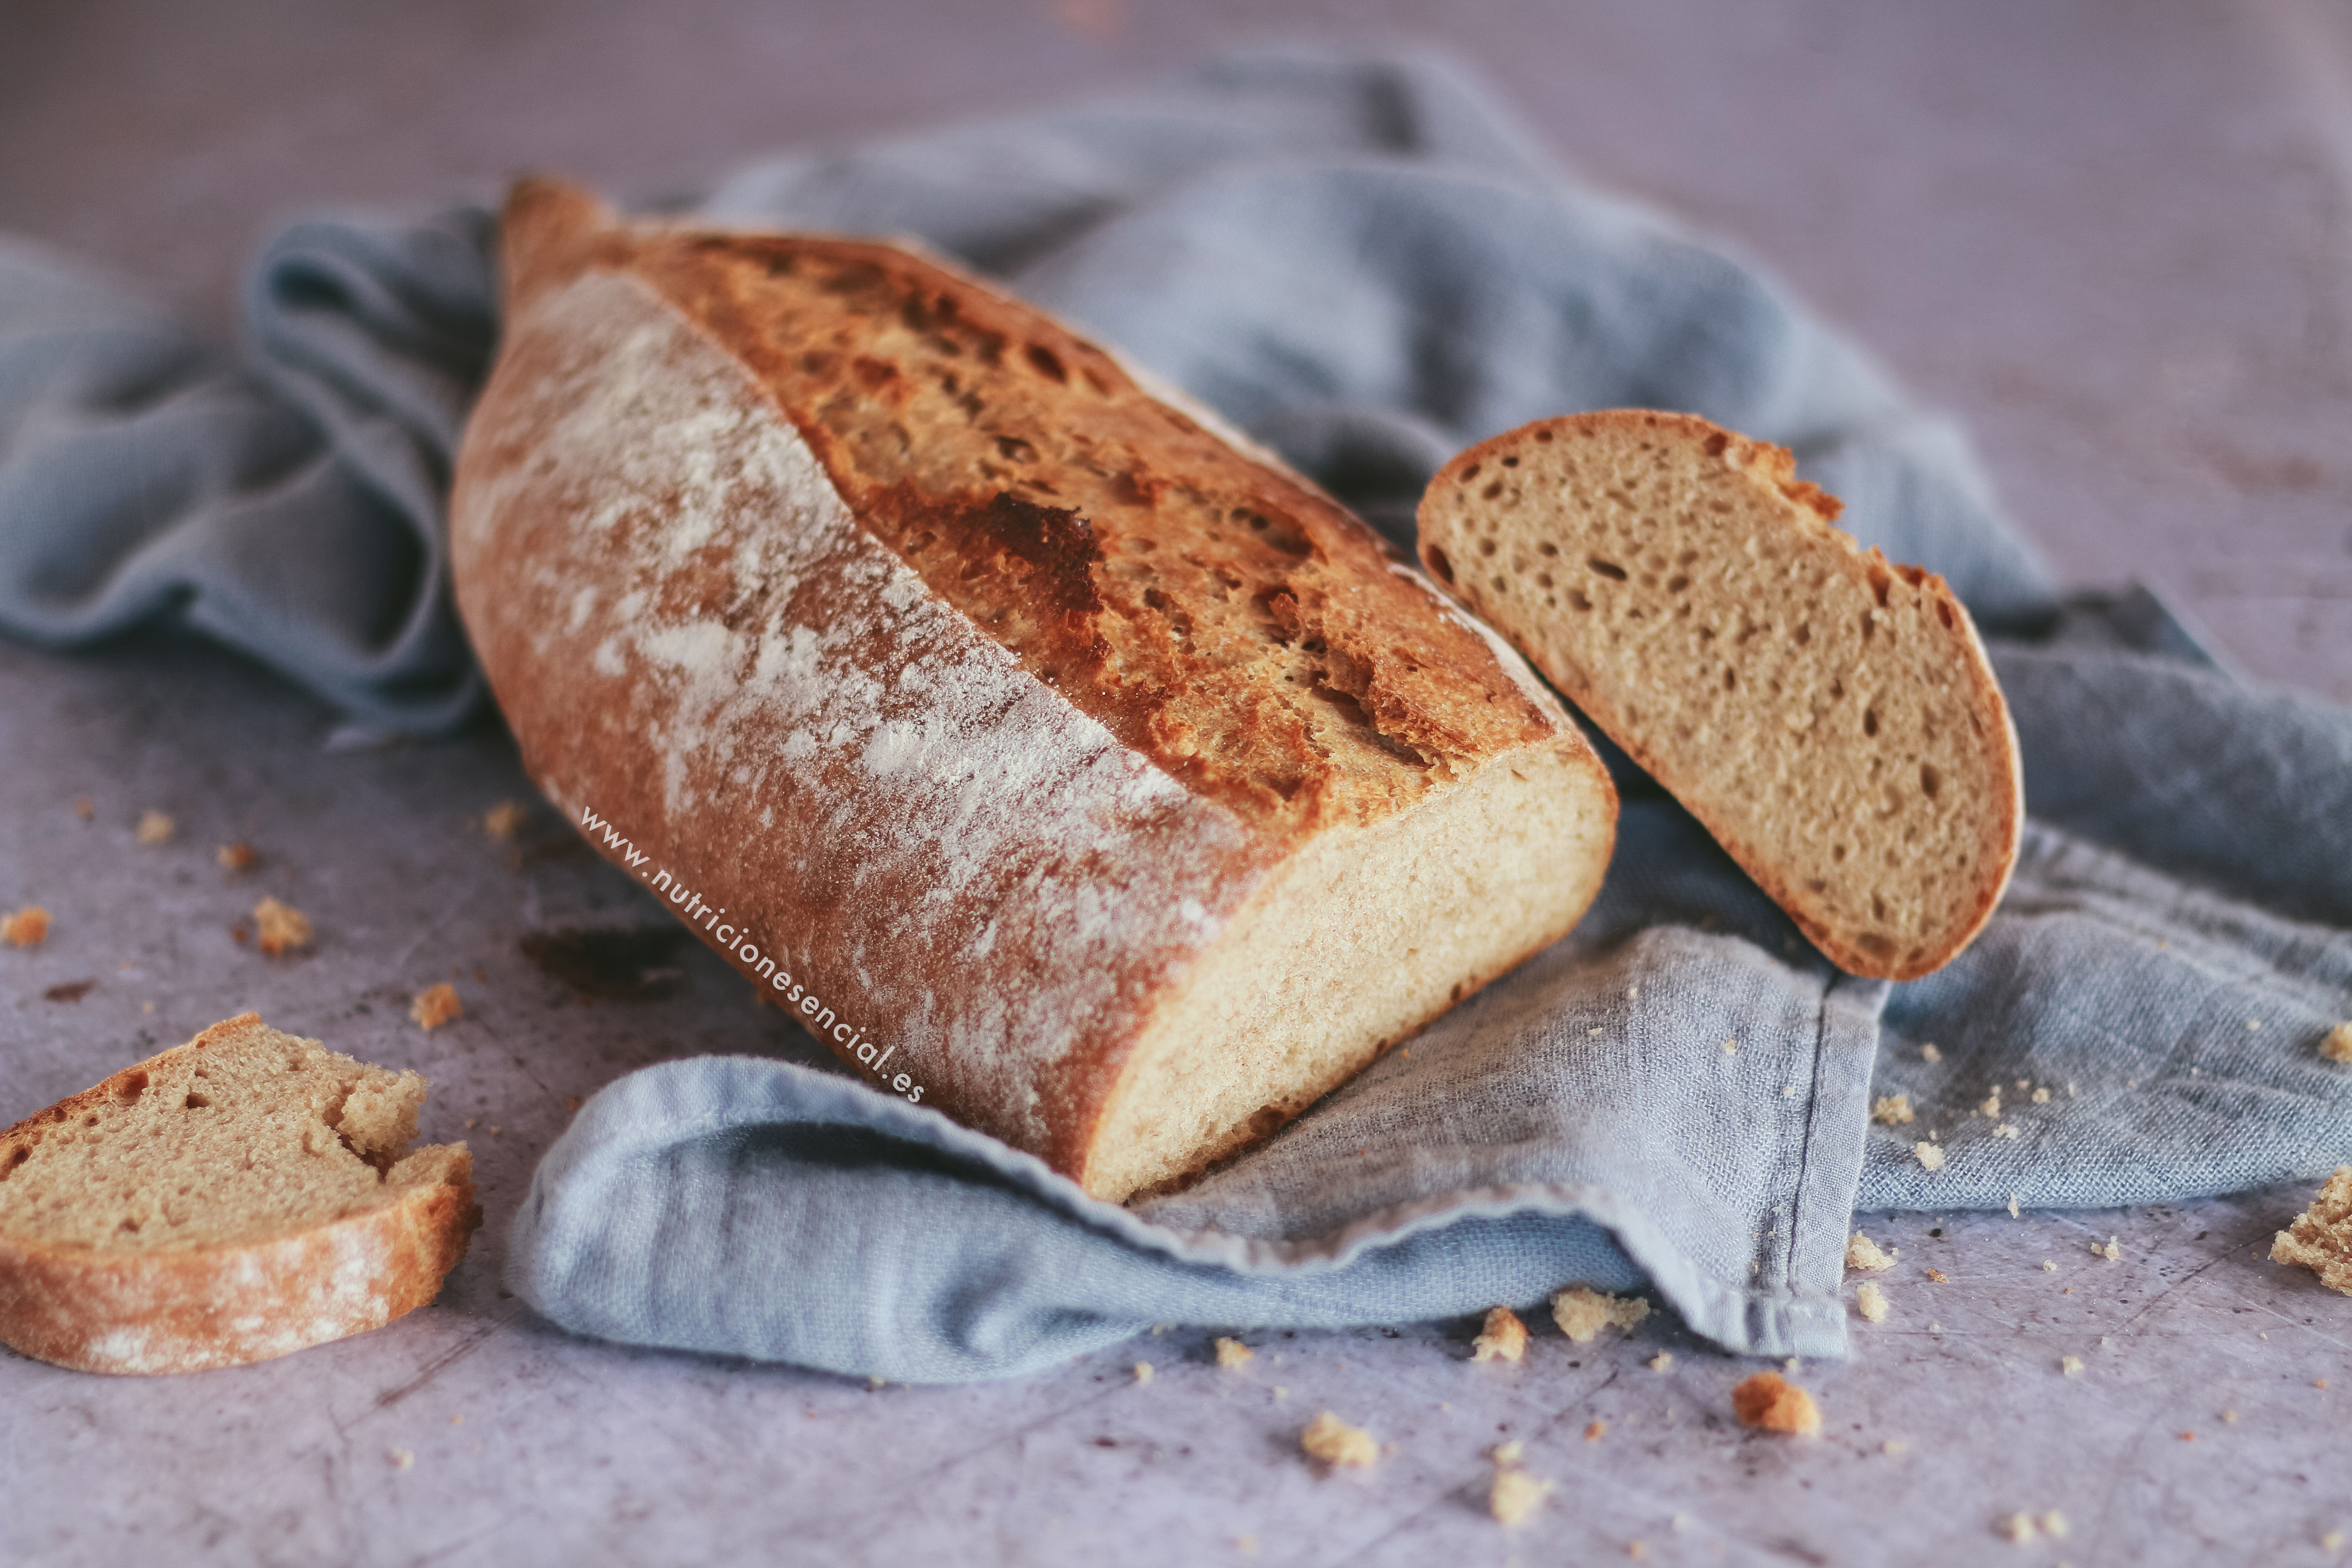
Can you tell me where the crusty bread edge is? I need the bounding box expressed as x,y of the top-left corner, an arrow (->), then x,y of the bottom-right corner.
1418,409 -> 2024,982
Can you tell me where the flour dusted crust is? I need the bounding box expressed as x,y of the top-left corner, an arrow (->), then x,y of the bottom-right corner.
450,180 -> 1617,1200
1418,410 -> 2021,980
0,1014 -> 477,1375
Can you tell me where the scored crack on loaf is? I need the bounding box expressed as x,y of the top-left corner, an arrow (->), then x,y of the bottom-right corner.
449,179 -> 1617,1202
0,1013 -> 478,1375
1417,410 -> 2021,980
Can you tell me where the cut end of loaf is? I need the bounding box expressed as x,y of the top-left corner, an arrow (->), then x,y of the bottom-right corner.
0,1014 -> 478,1374
1418,410 -> 2021,981
1083,732 -> 1616,1203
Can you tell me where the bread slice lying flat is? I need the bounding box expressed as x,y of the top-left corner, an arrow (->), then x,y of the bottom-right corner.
0,1013 -> 477,1374
1418,410 -> 2021,980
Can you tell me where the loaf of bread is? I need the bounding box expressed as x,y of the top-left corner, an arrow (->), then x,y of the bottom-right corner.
0,1014 -> 477,1374
449,180 -> 1617,1201
1417,410 -> 2020,980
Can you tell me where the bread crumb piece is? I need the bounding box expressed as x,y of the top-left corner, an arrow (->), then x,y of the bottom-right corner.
2324,1024 -> 2352,1063
2008,1193 -> 2021,1219
482,799 -> 527,840
1649,1351 -> 1675,1372
2323,1528 -> 2344,1553
2031,1086 -> 2051,1104
1473,1306 -> 1529,1363
2095,1236 -> 2122,1262
1927,1268 -> 1948,1283
1915,1142 -> 1946,1172
388,1448 -> 414,1471
1301,1411 -> 1378,1468
1491,1439 -> 1523,1465
1274,1385 -> 1288,1400
1979,1088 -> 2001,1116
1722,1036 -> 1737,1054
2223,1409 -> 2236,1422
1132,1361 -> 1153,1385
1882,1439 -> 1908,1457
2,906 -> 51,947
141,1001 -> 154,1014
1584,1420 -> 1607,1442
1921,1043 -> 1942,1063
1846,1232 -> 1895,1272
1489,1466 -> 1552,1525
1929,1321 -> 1943,1332
1550,1286 -> 1649,1343
2061,1356 -> 2084,1377
1998,1512 -> 2038,1543
2042,1260 -> 2058,1273
216,841 -> 258,871
135,811 -> 174,846
1215,1337 -> 1254,1370
450,1412 -> 465,1426
1628,1542 -> 1648,1560
1855,1281 -> 1890,1323
73,795 -> 94,820
1731,1371 -> 1821,1435
253,897 -> 312,956
1871,1093 -> 1915,1126
1996,1122 -> 2020,1139
410,983 -> 462,1030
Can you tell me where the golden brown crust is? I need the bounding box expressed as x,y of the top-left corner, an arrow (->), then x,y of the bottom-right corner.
0,1015 -> 479,1375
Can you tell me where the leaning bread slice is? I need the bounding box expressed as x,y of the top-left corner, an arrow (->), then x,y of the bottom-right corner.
1418,410 -> 2021,980
0,1013 -> 478,1374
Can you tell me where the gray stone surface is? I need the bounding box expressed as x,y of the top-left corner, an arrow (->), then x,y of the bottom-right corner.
4,2 -> 2352,1564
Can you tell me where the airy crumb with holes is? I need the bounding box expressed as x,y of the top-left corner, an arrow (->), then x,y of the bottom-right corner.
1856,1282 -> 1890,1323
3,906 -> 51,947
2271,1167 -> 2352,1296
2094,1236 -> 2122,1262
1731,1371 -> 1821,1435
1550,1286 -> 1649,1344
1300,1411 -> 1378,1468
1473,1306 -> 1528,1362
1914,1142 -> 1946,1172
253,897 -> 312,957
1846,1232 -> 1894,1272
2322,1024 -> 2352,1064
410,984 -> 462,1030
1871,1093 -> 1915,1126
1215,1336 -> 1253,1369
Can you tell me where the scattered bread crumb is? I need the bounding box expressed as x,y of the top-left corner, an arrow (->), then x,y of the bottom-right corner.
1995,1122 -> 2020,1139
1919,1043 -> 1943,1063
1846,1232 -> 1895,1272
1648,1351 -> 1675,1372
253,896 -> 312,956
1584,1420 -> 1607,1442
481,799 -> 527,840
1722,1036 -> 1737,1054
1215,1337 -> 1254,1370
1731,1371 -> 1820,1436
2223,1410 -> 2236,1423
1301,1411 -> 1378,1468
216,841 -> 257,871
1871,1093 -> 1915,1126
1489,1466 -> 1552,1525
2042,1509 -> 2070,1540
1491,1440 -> 1523,1465
1628,1542 -> 1648,1560
1550,1286 -> 1649,1343
141,1001 -> 154,1014
1915,1142 -> 1946,1172
1473,1306 -> 1529,1363
1979,1089 -> 2002,1117
2095,1236 -> 2122,1262
2042,1260 -> 2058,1273
1998,1513 -> 2038,1543
2031,1086 -> 2051,1104
1233,1535 -> 1257,1554
2008,1193 -> 2021,1219
1929,1321 -> 1943,1332
1882,1439 -> 1908,1457
388,1449 -> 414,1471
2,906 -> 51,947
2324,1024 -> 2352,1064
410,983 -> 462,1030
1856,1282 -> 1890,1323
73,795 -> 94,820
135,810 -> 174,846
2061,1356 -> 2084,1377
2323,1528 -> 2344,1553
450,1413 -> 465,1426
1133,1361 -> 1154,1385
1926,1268 -> 1949,1283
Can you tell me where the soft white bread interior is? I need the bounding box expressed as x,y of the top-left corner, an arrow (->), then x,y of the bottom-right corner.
1417,410 -> 2021,980
0,1013 -> 478,1374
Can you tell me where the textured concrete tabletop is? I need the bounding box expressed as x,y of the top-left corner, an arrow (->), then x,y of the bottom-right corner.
4,3 -> 2351,1565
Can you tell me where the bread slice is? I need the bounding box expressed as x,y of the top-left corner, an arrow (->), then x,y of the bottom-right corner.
0,1013 -> 478,1374
1417,410 -> 2021,980
451,180 -> 1618,1201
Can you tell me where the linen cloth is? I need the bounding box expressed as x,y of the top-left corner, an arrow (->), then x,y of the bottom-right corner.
3,49 -> 2346,1379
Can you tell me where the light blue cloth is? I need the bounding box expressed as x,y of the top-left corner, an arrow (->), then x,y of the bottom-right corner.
5,49 -> 2347,1380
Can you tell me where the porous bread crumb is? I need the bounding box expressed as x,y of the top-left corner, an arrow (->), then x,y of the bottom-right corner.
2061,1356 -> 2084,1377
1550,1286 -> 1649,1343
135,811 -> 174,846
482,799 -> 527,840
2,906 -> 50,947
216,841 -> 257,871
1489,1467 -> 1552,1525
1584,1420 -> 1607,1442
1472,1306 -> 1528,1362
2042,1510 -> 2069,1539
73,795 -> 94,820
1927,1268 -> 1949,1283
1722,1036 -> 1737,1054
1871,1093 -> 1915,1126
1921,1043 -> 1942,1063
2042,1260 -> 2058,1272
1133,1361 -> 1153,1385
1978,1089 -> 2002,1117
1731,1371 -> 1821,1435
2031,1086 -> 2051,1104
2008,1193 -> 2021,1219
1914,1142 -> 1946,1172
1301,1411 -> 1378,1468
1215,1337 -> 1254,1369
1998,1513 -> 2038,1543
1929,1321 -> 1943,1332
1846,1232 -> 1895,1272
2322,1024 -> 2352,1064
1996,1122 -> 2020,1139
410,983 -> 462,1030
2095,1236 -> 2122,1262
2270,1167 -> 2352,1295
1856,1281 -> 1890,1323
1648,1351 -> 1675,1372
253,897 -> 312,956
1491,1439 -> 1523,1465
